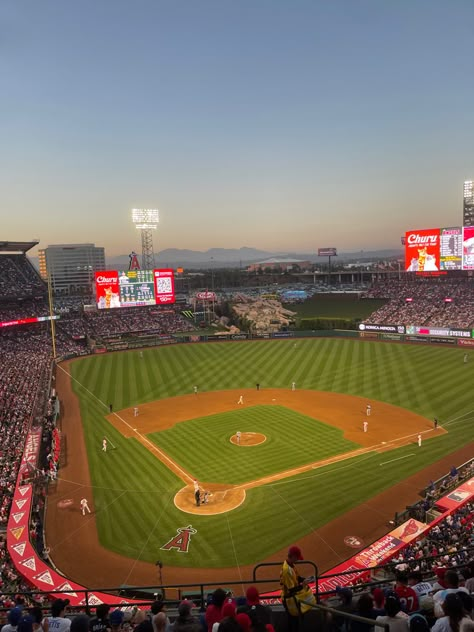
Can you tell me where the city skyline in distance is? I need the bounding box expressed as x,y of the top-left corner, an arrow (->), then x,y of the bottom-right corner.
2,1 -> 474,256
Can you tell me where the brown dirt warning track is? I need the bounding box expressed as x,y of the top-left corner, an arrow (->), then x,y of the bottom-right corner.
45,360 -> 474,590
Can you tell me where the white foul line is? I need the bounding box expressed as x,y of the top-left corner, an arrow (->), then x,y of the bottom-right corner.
380,453 -> 415,466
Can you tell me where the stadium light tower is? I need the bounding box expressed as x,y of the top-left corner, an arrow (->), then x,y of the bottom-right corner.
132,208 -> 159,269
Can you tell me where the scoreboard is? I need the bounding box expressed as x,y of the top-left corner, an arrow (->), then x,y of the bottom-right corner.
95,269 -> 175,309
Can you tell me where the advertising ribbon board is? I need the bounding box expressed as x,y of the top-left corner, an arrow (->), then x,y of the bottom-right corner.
8,429 -> 142,606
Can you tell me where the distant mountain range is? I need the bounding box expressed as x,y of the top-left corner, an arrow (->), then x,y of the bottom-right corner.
106,247 -> 403,269
28,246 -> 403,271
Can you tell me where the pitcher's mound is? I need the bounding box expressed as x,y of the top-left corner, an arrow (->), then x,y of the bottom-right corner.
230,432 -> 266,446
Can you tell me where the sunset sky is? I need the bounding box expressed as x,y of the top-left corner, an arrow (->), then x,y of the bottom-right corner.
2,1 -> 474,256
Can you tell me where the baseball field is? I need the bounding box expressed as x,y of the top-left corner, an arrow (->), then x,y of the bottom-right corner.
47,337 -> 474,588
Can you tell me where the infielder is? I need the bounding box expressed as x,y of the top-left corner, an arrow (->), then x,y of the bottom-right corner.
193,385 -> 198,395
133,407 -> 139,417
80,498 -> 91,515
102,437 -> 107,452
237,395 -> 244,405
363,421 -> 368,433
417,434 -> 422,448
236,430 -> 241,444
366,404 -> 371,417
291,382 -> 296,391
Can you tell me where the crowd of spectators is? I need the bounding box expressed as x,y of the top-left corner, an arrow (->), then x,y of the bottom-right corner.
362,279 -> 474,329
0,256 -> 45,299
82,308 -> 196,339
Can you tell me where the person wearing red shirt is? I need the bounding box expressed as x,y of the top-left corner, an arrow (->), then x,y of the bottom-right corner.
205,588 -> 227,632
394,572 -> 419,613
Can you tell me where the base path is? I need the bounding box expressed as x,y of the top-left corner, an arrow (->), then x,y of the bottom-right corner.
45,364 -> 472,590
107,388 -> 446,514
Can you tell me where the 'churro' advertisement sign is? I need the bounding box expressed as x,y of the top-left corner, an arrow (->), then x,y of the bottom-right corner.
95,271 -> 120,309
405,229 -> 440,272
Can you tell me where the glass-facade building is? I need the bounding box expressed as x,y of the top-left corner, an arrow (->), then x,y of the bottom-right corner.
38,243 -> 105,295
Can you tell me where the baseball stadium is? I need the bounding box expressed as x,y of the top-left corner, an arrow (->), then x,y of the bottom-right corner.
1,232 -> 474,630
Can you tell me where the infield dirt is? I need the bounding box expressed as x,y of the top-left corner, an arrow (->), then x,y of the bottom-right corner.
45,361 -> 473,590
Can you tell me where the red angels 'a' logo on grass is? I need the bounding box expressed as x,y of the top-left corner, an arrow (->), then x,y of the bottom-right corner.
160,525 -> 197,553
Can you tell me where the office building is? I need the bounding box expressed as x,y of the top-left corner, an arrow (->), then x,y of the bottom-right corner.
38,243 -> 105,294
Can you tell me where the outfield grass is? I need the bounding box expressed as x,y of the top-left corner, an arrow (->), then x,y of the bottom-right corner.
284,295 -> 387,320
70,338 -> 473,567
148,406 -> 358,484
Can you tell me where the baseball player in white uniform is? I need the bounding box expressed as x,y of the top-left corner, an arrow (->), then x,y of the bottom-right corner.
193,385 -> 198,395
417,434 -> 422,447
133,407 -> 139,417
81,498 -> 91,515
102,437 -> 107,452
366,404 -> 371,417
236,431 -> 241,444
291,381 -> 296,391
237,395 -> 244,405
363,421 -> 368,433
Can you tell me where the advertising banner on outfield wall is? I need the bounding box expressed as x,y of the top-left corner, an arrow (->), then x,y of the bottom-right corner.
359,324 -> 405,333
458,339 -> 474,347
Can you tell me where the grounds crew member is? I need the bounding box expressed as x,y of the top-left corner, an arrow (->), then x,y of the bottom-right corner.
280,545 -> 316,632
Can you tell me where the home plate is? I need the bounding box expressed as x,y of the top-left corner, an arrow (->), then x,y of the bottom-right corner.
382,441 -> 386,444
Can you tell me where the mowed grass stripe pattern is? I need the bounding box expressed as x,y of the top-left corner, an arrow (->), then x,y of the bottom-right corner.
148,406 -> 358,484
69,339 -> 474,567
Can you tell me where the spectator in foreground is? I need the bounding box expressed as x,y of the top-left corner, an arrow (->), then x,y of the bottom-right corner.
1,608 -> 23,632
433,571 -> 469,618
431,594 -> 471,632
173,601 -> 200,632
236,586 -> 272,627
280,545 -> 316,632
44,600 -> 71,632
375,595 -> 409,632
88,604 -> 110,632
206,589 -> 227,632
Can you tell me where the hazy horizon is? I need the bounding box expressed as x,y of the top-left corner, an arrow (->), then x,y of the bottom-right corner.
2,1 -> 474,257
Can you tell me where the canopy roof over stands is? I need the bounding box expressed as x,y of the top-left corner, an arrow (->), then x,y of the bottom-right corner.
0,240 -> 39,254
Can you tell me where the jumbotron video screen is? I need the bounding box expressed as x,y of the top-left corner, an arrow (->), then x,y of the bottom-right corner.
95,269 -> 175,309
405,225 -> 474,272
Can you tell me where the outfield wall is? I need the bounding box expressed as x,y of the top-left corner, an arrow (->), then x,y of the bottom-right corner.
82,327 -> 474,356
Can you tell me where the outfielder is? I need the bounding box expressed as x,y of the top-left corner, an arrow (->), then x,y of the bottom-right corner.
80,498 -> 91,515
237,395 -> 244,405
102,437 -> 107,452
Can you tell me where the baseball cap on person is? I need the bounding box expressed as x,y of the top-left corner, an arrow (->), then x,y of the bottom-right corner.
109,610 -> 124,627
288,546 -> 303,560
51,599 -> 70,617
246,586 -> 260,606
178,601 -> 193,617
